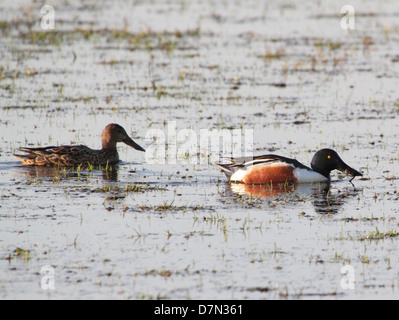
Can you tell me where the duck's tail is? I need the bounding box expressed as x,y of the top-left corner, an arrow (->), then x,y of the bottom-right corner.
12,151 -> 35,166
215,163 -> 235,181
12,147 -> 53,166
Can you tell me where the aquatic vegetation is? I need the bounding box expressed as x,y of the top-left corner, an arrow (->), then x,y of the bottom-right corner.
12,26 -> 201,51
91,183 -> 165,194
1,0 -> 398,301
6,247 -> 30,262
358,228 -> 399,241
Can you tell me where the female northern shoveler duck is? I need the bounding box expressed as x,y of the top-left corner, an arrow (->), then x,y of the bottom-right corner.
13,123 -> 145,167
216,149 -> 362,184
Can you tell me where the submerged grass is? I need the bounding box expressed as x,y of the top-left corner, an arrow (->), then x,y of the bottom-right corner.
358,228 -> 399,241
13,26 -> 201,50
2,0 -> 399,300
92,183 -> 166,194
139,202 -> 212,213
6,247 -> 30,262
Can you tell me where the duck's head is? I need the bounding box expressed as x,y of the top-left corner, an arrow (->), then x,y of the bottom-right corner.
311,148 -> 362,180
101,123 -> 145,152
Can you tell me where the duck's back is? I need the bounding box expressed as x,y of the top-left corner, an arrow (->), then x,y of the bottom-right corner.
13,145 -> 117,167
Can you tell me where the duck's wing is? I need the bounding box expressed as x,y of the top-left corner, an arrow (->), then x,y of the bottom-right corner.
216,154 -> 311,180
221,154 -> 310,169
13,145 -> 93,166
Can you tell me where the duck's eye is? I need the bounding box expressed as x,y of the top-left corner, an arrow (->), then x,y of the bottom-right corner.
327,155 -> 331,159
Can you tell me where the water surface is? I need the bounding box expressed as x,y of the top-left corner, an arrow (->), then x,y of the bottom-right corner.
0,0 -> 399,299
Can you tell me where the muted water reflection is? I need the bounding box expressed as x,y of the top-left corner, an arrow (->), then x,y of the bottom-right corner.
0,0 -> 399,299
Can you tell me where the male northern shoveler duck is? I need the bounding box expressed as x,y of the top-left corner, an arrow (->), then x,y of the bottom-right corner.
13,123 -> 145,167
216,148 -> 362,184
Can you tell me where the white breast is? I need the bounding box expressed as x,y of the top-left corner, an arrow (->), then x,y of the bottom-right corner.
230,169 -> 249,182
293,168 -> 329,183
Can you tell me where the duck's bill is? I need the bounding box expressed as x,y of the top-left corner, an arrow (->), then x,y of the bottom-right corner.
337,161 -> 362,178
124,137 -> 145,152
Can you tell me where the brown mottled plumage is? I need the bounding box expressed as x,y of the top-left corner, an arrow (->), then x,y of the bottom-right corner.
13,124 -> 145,167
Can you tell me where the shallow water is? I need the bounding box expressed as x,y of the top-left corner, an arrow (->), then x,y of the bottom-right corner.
0,0 -> 399,299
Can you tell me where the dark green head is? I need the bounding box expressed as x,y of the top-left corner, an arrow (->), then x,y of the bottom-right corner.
311,149 -> 362,180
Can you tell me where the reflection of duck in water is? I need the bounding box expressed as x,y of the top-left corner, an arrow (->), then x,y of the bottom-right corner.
225,181 -> 360,215
311,185 -> 361,215
228,182 -> 330,198
216,149 -> 362,184
16,164 -> 119,182
13,124 -> 145,167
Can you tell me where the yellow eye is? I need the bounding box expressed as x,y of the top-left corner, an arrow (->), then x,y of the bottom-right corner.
327,155 -> 331,159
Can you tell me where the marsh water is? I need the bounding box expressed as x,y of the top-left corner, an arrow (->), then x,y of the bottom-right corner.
1,0 -> 399,299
